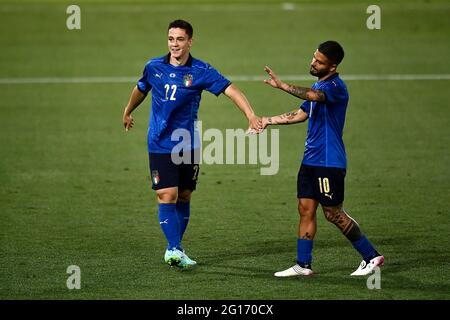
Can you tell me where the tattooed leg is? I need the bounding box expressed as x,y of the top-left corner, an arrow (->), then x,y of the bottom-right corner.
322,204 -> 363,242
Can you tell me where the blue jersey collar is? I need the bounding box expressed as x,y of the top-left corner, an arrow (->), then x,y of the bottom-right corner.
319,72 -> 339,83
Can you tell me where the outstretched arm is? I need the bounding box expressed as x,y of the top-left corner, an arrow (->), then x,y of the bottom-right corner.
261,108 -> 309,129
263,66 -> 326,102
123,86 -> 146,131
223,83 -> 262,131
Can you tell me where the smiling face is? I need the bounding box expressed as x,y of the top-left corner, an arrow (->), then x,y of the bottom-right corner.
309,49 -> 337,79
167,27 -> 192,63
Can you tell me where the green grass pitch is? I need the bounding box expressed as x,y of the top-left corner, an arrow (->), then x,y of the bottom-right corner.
0,0 -> 449,299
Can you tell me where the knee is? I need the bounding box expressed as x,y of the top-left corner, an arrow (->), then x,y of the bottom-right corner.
323,206 -> 341,224
157,188 -> 178,203
178,190 -> 192,203
298,202 -> 315,220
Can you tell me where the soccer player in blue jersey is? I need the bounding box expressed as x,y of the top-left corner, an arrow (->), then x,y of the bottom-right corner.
122,20 -> 261,269
260,41 -> 384,277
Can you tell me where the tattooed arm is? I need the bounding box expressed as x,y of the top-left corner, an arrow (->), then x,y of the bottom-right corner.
263,66 -> 326,102
261,108 -> 308,129
283,84 -> 326,101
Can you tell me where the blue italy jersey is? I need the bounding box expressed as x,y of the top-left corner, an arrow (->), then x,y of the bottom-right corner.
137,54 -> 231,153
300,73 -> 349,169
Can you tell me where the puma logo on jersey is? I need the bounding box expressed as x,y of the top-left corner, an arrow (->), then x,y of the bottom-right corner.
155,73 -> 162,78
324,193 -> 333,199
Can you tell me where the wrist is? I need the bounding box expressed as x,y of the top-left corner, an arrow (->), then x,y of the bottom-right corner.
279,82 -> 289,91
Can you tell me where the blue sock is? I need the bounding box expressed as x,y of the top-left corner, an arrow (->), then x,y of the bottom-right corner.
158,203 -> 180,250
351,236 -> 377,261
176,201 -> 190,241
297,239 -> 314,267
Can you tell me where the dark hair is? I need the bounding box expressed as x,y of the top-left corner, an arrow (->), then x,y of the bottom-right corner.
318,41 -> 344,65
168,19 -> 193,39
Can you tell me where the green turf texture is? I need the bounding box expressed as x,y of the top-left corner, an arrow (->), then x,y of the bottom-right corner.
1,0 -> 449,299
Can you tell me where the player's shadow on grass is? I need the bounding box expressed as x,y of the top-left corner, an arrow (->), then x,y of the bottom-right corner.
198,234 -> 428,279
193,234 -> 450,298
197,239 -> 359,278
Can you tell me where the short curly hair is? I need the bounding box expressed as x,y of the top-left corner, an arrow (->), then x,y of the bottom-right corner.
318,41 -> 344,65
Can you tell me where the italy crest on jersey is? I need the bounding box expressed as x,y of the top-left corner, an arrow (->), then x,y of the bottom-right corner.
183,74 -> 193,87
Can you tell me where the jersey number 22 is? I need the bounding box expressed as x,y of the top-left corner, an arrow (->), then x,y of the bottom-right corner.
164,84 -> 177,101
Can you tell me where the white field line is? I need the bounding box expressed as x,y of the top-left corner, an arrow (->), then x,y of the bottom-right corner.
0,3 -> 302,13
0,74 -> 449,85
1,2 -> 448,13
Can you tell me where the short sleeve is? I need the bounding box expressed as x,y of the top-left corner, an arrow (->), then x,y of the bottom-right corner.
300,100 -> 311,114
137,64 -> 152,95
320,81 -> 347,104
202,64 -> 231,96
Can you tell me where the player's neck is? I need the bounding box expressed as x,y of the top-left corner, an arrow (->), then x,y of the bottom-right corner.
170,54 -> 189,66
318,71 -> 337,81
